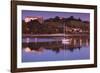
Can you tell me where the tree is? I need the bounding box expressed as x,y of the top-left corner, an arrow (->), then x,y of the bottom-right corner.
54,16 -> 60,22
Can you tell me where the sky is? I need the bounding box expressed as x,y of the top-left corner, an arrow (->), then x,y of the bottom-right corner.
22,10 -> 90,21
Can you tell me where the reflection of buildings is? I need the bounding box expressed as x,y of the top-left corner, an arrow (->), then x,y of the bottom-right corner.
73,38 -> 89,47
24,16 -> 43,23
22,37 -> 89,53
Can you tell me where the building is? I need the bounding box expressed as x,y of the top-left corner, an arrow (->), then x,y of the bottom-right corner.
24,16 -> 44,23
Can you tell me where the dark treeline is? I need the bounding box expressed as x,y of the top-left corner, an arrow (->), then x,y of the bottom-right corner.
22,16 -> 90,34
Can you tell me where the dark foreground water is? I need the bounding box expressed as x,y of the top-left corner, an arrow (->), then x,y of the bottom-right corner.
22,36 -> 90,62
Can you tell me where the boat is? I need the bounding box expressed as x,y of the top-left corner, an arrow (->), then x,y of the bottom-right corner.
62,38 -> 71,44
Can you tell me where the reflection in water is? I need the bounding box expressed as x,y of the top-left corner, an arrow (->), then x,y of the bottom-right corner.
24,47 -> 31,52
22,36 -> 90,62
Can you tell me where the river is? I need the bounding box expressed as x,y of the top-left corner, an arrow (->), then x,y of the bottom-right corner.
22,36 -> 90,62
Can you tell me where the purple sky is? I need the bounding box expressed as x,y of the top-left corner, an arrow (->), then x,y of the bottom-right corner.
22,10 -> 90,21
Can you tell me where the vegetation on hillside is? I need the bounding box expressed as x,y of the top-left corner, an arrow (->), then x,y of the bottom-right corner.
22,16 -> 90,34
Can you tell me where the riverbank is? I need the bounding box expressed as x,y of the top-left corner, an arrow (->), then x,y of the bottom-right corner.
22,33 -> 89,38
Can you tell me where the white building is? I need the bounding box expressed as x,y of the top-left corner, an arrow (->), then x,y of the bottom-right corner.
24,16 -> 43,23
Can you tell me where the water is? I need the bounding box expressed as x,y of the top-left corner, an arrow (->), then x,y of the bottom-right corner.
22,36 -> 90,62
